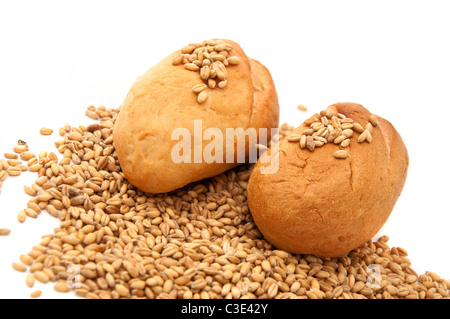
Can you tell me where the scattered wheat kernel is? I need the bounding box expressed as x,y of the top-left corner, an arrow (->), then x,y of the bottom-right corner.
7,167 -> 21,176
85,109 -> 99,120
287,134 -> 302,142
12,262 -> 27,272
172,54 -> 184,65
20,151 -> 36,161
200,66 -> 211,81
4,153 -> 18,160
13,145 -> 28,154
25,275 -> 35,288
185,63 -> 199,71
54,281 -> 71,293
19,254 -> 33,266
300,135 -> 307,149
192,83 -> 207,93
0,228 -> 11,236
17,210 -> 27,223
40,127 -> 53,136
30,290 -> 42,298
208,78 -> 216,89
227,56 -> 240,65
353,123 -> 364,133
297,104 -> 308,111
334,150 -> 349,159
28,164 -> 43,172
58,127 -> 66,136
7,159 -> 21,166
358,130 -> 369,143
369,114 -> 379,126
340,138 -> 351,148
342,129 -> 354,138
181,45 -> 196,54
218,80 -> 227,89
333,135 -> 346,144
34,271 -> 50,283
3,104 -> 442,301
197,91 -> 208,104
314,140 -> 325,147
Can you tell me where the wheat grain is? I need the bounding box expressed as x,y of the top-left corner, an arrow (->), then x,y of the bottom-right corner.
0,228 -> 11,236
30,290 -> 42,298
3,105 -> 445,301
40,127 -> 53,136
174,39 -> 240,103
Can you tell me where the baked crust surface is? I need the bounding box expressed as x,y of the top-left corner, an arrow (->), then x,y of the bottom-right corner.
247,102 -> 409,257
114,40 -> 279,193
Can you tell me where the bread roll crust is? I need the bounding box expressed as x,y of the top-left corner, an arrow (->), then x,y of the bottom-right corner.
113,39 -> 279,193
247,102 -> 409,257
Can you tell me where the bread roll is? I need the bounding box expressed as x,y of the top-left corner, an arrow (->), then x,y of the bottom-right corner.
247,102 -> 409,257
113,39 -> 279,193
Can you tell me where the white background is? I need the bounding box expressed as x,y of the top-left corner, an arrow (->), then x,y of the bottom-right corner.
0,0 -> 449,299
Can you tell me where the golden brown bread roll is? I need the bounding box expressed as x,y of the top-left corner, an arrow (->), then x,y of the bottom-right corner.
247,102 -> 409,257
113,39 -> 279,193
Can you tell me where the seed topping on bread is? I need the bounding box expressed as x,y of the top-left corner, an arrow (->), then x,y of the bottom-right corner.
172,39 -> 241,104
287,108 -> 379,159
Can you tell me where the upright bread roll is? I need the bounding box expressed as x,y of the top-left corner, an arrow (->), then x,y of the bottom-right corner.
247,102 -> 409,257
114,39 -> 279,193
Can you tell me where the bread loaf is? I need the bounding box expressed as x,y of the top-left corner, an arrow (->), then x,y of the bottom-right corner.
113,39 -> 279,193
247,102 -> 409,257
